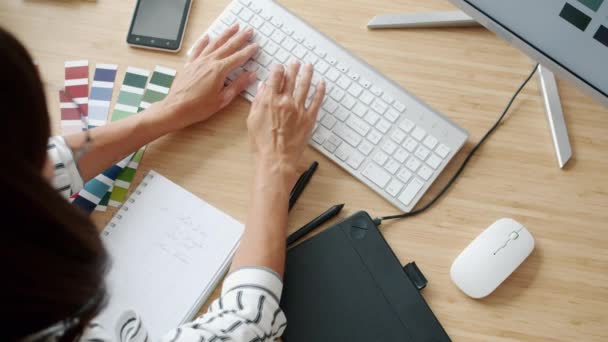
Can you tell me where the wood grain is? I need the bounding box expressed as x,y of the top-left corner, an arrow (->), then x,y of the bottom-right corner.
1,0 -> 607,340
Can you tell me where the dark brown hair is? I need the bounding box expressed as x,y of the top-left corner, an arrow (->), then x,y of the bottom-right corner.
0,27 -> 108,341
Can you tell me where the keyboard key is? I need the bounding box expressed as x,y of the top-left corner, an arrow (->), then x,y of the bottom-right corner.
230,3 -> 244,14
265,41 -> 279,55
370,85 -> 383,96
337,75 -> 352,89
257,52 -> 273,67
270,16 -> 283,27
330,87 -> 345,102
398,118 -> 415,132
390,129 -> 406,144
358,140 -> 374,156
323,98 -> 339,113
323,139 -> 338,152
326,55 -> 337,66
362,163 -> 391,188
335,107 -> 350,121
353,103 -> 368,117
435,144 -> 450,158
304,53 -> 318,65
326,68 -> 341,82
239,8 -> 254,21
321,114 -> 337,129
346,116 -> 370,136
372,151 -> 388,166
346,151 -> 365,169
342,95 -> 356,110
337,62 -> 349,73
292,32 -> 304,43
414,146 -> 430,161
347,83 -> 363,97
316,109 -> 328,122
275,49 -> 290,63
281,26 -> 294,35
260,22 -> 275,36
334,123 -> 362,147
385,179 -> 404,197
314,46 -> 327,58
364,111 -> 380,126
371,99 -> 388,115
375,119 -> 391,134
315,60 -> 330,74
270,30 -> 286,44
426,154 -> 442,169
360,79 -> 372,89
381,93 -> 394,104
384,158 -> 400,174
250,16 -> 264,28
347,71 -> 360,81
304,40 -> 315,50
396,168 -> 412,183
367,129 -> 382,144
335,144 -> 351,161
221,13 -> 237,25
239,0 -> 252,5
405,156 -> 422,172
385,108 -> 400,123
418,165 -> 433,181
327,134 -> 341,146
394,148 -> 409,163
292,45 -> 307,59
312,126 -> 330,144
260,10 -> 272,20
423,135 -> 438,150
398,178 -> 424,206
411,126 -> 426,141
381,140 -> 398,155
394,100 -> 406,112
402,136 -> 418,152
360,91 -> 374,105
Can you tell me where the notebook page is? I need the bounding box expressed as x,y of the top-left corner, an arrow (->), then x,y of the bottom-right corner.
97,171 -> 244,339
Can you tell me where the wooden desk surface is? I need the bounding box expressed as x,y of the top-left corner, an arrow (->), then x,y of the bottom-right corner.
2,0 -> 608,340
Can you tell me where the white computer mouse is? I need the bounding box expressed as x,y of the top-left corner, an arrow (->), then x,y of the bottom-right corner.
450,218 -> 534,299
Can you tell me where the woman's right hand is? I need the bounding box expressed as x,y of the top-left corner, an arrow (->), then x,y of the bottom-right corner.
247,63 -> 326,185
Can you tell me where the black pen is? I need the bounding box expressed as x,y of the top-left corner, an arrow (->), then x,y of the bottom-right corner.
287,203 -> 344,246
288,161 -> 318,211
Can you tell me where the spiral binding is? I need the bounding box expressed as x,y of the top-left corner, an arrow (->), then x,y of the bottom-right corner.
103,172 -> 156,235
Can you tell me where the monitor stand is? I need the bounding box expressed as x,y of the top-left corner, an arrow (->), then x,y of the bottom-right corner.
368,11 -> 572,168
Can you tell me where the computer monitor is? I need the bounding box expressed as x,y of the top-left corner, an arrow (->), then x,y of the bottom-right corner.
450,0 -> 608,108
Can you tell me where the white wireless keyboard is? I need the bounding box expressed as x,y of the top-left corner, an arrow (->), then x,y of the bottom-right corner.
192,0 -> 469,212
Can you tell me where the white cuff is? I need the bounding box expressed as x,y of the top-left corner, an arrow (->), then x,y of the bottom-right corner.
221,266 -> 283,300
50,136 -> 84,194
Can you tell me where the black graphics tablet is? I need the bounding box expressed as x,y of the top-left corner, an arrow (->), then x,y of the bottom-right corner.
281,211 -> 450,341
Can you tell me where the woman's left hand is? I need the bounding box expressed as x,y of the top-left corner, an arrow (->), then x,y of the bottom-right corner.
161,24 -> 259,130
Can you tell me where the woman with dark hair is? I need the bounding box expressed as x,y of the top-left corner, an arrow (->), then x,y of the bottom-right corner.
0,23 -> 325,342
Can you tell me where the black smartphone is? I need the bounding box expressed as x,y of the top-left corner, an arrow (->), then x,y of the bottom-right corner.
127,0 -> 193,52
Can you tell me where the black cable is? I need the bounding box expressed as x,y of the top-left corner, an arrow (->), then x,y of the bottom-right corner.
373,63 -> 540,225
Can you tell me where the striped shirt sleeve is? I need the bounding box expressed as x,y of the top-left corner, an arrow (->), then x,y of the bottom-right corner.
47,136 -> 84,198
161,267 -> 288,342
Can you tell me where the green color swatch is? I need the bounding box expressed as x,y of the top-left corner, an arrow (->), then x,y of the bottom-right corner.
577,0 -> 604,11
95,67 -> 149,211
560,3 -> 592,31
109,65 -> 176,207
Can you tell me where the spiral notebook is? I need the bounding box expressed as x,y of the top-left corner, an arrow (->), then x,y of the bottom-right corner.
96,170 -> 244,339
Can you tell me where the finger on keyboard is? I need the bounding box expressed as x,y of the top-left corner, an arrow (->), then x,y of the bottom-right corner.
214,27 -> 254,58
205,23 -> 240,55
